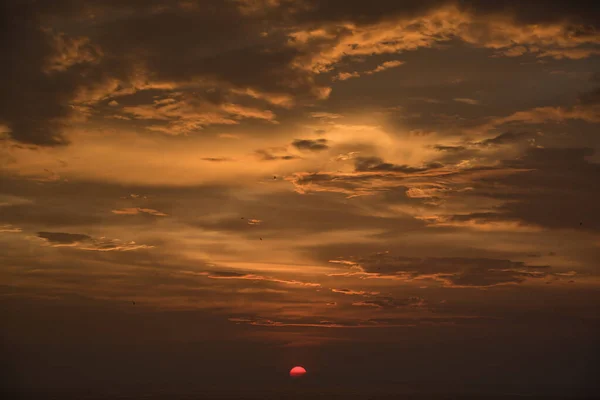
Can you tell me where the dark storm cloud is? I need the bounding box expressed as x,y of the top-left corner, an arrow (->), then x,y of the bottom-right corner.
291,138 -> 329,151
331,252 -> 554,287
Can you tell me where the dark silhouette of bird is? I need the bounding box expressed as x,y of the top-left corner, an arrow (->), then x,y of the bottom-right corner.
241,217 -> 244,219
132,301 -> 135,305
273,176 -> 277,179
580,222 -> 583,226
260,237 -> 263,241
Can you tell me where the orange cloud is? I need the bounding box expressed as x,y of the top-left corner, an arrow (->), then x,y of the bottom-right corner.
205,271 -> 321,287
35,231 -> 153,252
44,32 -> 103,73
335,60 -> 404,81
120,94 -> 277,135
454,98 -> 480,105
0,224 -> 22,233
289,5 -> 600,76
111,208 -> 169,217
331,288 -> 380,296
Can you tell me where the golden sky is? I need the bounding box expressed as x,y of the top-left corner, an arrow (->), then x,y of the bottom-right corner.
1,0 -> 599,397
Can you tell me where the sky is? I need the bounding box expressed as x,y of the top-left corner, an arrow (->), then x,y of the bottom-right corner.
1,0 -> 599,398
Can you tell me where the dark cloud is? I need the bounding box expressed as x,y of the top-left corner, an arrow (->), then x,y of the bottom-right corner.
201,157 -> 235,162
435,132 -> 531,154
94,3 -> 314,94
0,203 -> 104,228
0,1 -> 97,145
433,145 -> 467,152
579,71 -> 600,105
0,0 -> 327,146
3,0 -> 598,146
37,231 -> 91,244
289,170 -> 414,196
505,147 -> 594,168
207,270 -> 247,278
451,147 -> 600,232
578,88 -> 600,105
291,138 -> 329,151
255,149 -> 299,161
354,156 -> 443,173
290,156 -> 528,198
331,252 -> 553,287
284,0 -> 600,27
352,296 -> 425,309
189,190 -> 423,238
477,131 -> 527,146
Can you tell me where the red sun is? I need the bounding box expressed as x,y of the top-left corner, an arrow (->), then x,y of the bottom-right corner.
289,366 -> 307,377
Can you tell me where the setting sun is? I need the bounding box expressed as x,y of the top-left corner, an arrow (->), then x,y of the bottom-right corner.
290,366 -> 307,378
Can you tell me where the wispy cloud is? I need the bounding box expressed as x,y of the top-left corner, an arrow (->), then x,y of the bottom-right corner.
328,253 -> 565,288
204,271 -> 321,287
453,98 -> 480,105
0,224 -> 22,233
111,208 -> 169,217
201,157 -> 236,162
36,231 -> 153,252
